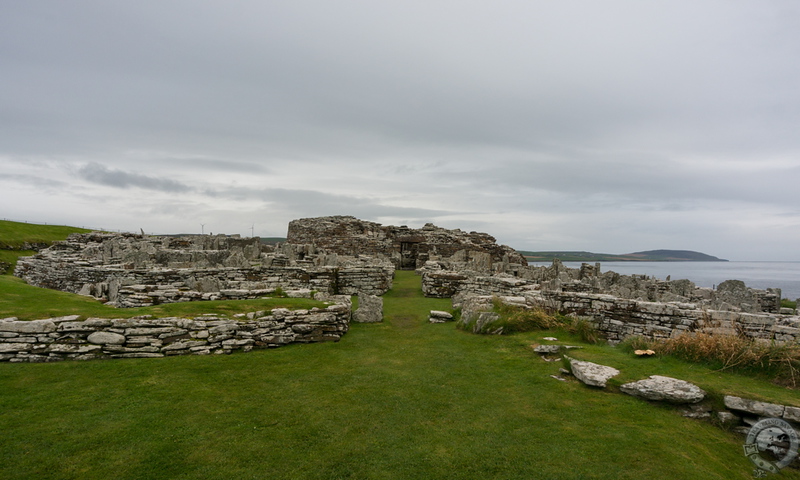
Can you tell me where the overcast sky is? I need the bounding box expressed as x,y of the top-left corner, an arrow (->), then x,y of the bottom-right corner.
2,1 -> 799,261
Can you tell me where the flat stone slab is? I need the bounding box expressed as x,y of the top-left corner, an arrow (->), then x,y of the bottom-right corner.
570,359 -> 620,388
87,331 -> 126,345
620,375 -> 705,404
533,345 -> 561,354
724,395 -> 785,418
429,310 -> 454,323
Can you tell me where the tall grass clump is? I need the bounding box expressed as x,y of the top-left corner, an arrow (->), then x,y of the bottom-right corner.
618,335 -> 657,353
487,296 -> 564,334
567,316 -> 603,345
483,298 -> 604,343
622,333 -> 800,388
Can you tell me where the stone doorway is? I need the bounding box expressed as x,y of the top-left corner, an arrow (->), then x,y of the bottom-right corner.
399,241 -> 419,269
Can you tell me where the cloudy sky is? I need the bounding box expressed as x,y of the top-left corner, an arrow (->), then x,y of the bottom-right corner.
2,1 -> 799,261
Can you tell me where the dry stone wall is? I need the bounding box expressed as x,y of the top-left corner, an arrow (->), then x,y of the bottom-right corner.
15,232 -> 394,307
0,298 -> 351,363
454,291 -> 800,344
287,216 -> 527,270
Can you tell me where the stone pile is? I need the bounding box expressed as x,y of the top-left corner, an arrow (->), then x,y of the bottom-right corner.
0,298 -> 351,363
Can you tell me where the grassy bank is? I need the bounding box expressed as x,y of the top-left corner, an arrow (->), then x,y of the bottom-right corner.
0,220 -> 90,274
2,271 -> 798,479
0,219 -> 90,249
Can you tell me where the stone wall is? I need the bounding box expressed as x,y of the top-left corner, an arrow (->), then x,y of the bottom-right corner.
422,258 -> 798,344
286,216 -> 527,269
15,232 -> 394,307
0,298 -> 351,363
454,291 -> 800,344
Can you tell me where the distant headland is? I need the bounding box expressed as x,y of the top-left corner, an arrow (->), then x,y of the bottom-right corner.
520,249 -> 728,262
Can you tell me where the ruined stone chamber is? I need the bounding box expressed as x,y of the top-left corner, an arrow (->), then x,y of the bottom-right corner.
420,255 -> 799,345
286,215 -> 528,270
14,232 -> 394,308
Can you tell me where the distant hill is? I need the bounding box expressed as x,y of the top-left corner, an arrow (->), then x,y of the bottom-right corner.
520,249 -> 727,262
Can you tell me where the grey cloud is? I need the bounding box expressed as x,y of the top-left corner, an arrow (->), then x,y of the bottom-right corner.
206,186 -> 454,221
2,1 -> 800,260
77,162 -> 192,192
0,173 -> 70,189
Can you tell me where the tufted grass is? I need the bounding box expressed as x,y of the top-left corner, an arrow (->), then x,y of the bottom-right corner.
2,270 -> 799,479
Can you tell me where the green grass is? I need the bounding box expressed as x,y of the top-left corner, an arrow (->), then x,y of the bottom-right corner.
0,275 -> 325,321
2,270 -> 799,479
0,219 -> 90,249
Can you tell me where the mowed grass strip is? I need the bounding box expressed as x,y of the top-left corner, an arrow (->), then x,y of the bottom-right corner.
2,271 -> 792,479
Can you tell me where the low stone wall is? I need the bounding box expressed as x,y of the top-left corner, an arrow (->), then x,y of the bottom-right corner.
457,291 -> 800,344
0,299 -> 351,363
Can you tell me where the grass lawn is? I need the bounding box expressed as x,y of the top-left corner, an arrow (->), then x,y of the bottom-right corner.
1,271 -> 798,479
0,275 -> 325,321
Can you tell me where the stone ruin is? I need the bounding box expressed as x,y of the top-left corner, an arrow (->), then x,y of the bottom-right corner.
15,231 -> 394,308
421,258 -> 783,314
10,216 -> 800,349
287,215 -> 527,270
420,254 -> 799,345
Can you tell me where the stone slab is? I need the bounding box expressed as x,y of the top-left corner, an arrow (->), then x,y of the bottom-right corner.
620,375 -> 705,404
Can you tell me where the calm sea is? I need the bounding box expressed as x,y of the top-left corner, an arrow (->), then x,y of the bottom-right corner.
528,261 -> 800,300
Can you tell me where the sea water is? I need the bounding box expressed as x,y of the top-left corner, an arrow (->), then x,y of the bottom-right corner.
528,261 -> 800,301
